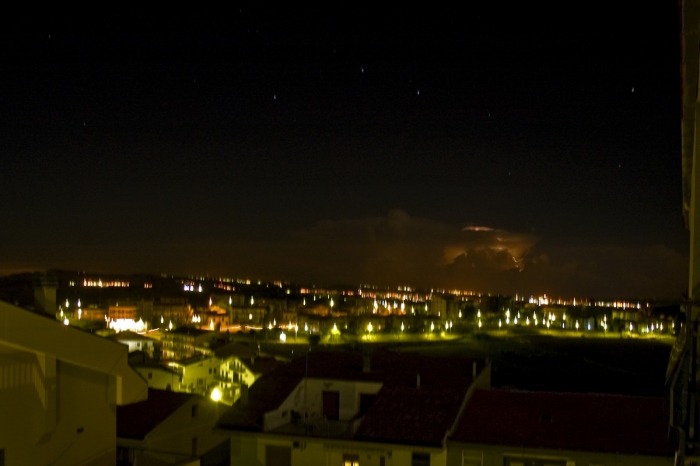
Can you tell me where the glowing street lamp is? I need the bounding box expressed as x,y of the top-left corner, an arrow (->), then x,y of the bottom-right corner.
430,322 -> 435,332
280,332 -> 286,343
367,322 -> 373,333
211,388 -> 222,402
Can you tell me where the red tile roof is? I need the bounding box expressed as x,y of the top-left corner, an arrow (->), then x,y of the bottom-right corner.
214,342 -> 257,359
452,389 -> 675,456
117,388 -> 197,440
355,385 -> 467,447
218,349 -> 479,446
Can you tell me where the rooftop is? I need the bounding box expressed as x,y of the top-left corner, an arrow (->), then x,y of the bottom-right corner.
117,388 -> 197,440
452,389 -> 675,456
214,341 -> 257,359
218,350 -> 480,446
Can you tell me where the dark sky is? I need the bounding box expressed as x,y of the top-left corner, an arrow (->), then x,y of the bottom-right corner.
0,6 -> 689,298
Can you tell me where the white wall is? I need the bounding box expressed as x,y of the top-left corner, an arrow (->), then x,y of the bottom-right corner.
146,396 -> 227,458
445,443 -> 674,466
0,343 -> 117,466
229,432 -> 445,466
263,378 -> 383,431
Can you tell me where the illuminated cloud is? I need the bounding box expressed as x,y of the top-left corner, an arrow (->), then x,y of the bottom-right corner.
0,210 -> 687,298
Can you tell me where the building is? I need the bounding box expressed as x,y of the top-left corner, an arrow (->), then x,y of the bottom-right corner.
448,389 -> 675,466
117,388 -> 229,465
0,299 -> 148,465
161,327 -> 218,360
133,363 -> 182,392
217,351 -> 490,466
108,330 -> 159,357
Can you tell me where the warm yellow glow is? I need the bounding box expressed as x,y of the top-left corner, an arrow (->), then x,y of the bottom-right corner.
331,323 -> 340,335
249,313 -> 252,320
78,308 -> 82,319
77,299 -> 81,307
63,317 -> 69,325
268,322 -> 273,330
401,322 -> 405,331
477,310 -> 481,318
367,322 -> 373,333
330,298 -> 334,308
498,319 -> 502,327
506,310 -> 510,318
575,321 -> 579,329
229,296 -> 232,305
506,317 -> 510,324
430,322 -> 434,331
251,296 -> 255,305
563,313 -> 566,320
65,300 -> 69,308
210,320 -> 214,330
210,388 -> 222,402
169,321 -> 173,330
109,318 -> 147,333
630,322 -> 633,331
526,317 -> 530,325
478,319 -> 482,328
280,332 -> 286,342
304,323 -> 308,331
514,317 -> 518,324
458,310 -> 462,318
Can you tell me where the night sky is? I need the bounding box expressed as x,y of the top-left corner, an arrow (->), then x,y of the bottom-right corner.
0,6 -> 688,298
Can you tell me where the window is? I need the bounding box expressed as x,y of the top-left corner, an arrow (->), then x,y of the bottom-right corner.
412,452 -> 430,466
343,453 -> 360,466
191,404 -> 198,418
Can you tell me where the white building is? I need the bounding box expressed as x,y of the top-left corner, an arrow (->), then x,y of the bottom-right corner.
0,299 -> 148,465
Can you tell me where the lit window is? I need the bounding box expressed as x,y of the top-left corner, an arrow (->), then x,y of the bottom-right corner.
343,454 -> 360,466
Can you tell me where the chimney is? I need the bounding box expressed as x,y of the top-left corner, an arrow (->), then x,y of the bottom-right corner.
240,383 -> 249,405
34,271 -> 58,317
363,354 -> 371,373
472,362 -> 477,378
416,373 -> 420,389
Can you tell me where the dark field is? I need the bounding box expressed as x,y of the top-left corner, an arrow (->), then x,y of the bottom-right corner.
394,334 -> 673,396
243,331 -> 674,397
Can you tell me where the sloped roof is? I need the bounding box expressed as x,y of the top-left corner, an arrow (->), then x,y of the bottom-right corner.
239,356 -> 281,375
117,388 -> 197,440
214,342 -> 257,359
452,389 -> 675,456
355,385 -> 467,447
217,350 -> 478,442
